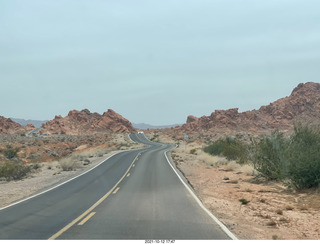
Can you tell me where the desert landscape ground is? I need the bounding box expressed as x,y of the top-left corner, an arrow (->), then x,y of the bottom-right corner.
1,130 -> 319,239
149,132 -> 320,240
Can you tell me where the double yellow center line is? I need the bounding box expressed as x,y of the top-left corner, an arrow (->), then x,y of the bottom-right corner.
78,212 -> 96,226
48,152 -> 140,240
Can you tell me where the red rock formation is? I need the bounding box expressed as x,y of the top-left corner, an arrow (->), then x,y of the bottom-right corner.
41,109 -> 135,135
178,82 -> 320,134
25,123 -> 36,131
0,116 -> 30,134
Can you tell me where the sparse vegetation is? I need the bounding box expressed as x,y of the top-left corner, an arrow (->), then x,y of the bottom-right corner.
3,145 -> 20,160
285,205 -> 294,210
0,162 -> 31,181
239,198 -> 250,205
59,157 -> 80,171
252,130 -> 287,181
203,137 -> 249,164
203,124 -> 320,189
150,133 -> 159,142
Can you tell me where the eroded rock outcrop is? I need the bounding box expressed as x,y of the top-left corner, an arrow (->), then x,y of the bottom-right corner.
178,82 -> 320,134
0,116 -> 33,134
40,109 -> 135,135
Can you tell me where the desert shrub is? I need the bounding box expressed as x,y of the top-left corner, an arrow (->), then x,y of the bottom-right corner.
0,162 -> 31,181
239,198 -> 250,205
3,145 -> 20,160
204,137 -> 249,164
59,157 -> 80,171
252,125 -> 320,188
252,130 -> 288,181
204,140 -> 224,156
286,125 -> 320,189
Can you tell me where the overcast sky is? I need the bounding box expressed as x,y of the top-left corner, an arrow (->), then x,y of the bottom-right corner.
1,0 -> 320,125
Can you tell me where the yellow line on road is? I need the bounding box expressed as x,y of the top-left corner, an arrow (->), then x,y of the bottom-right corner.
48,152 -> 141,240
112,187 -> 120,194
78,212 -> 96,226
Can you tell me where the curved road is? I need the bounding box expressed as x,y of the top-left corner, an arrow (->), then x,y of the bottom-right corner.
0,133 -> 235,240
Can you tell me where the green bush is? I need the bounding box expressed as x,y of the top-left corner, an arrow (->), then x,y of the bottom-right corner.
204,137 -> 248,164
3,145 -> 20,160
0,162 -> 31,181
252,125 -> 320,189
239,198 -> 250,205
286,125 -> 320,189
252,130 -> 288,180
203,140 -> 224,156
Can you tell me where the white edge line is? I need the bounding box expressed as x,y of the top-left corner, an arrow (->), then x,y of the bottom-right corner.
128,133 -> 134,142
0,149 -> 135,211
164,150 -> 238,240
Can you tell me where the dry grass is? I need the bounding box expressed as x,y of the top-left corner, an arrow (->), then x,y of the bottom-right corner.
183,147 -> 258,176
172,143 -> 258,187
285,205 -> 295,211
57,147 -> 112,171
58,157 -> 80,171
194,149 -> 228,167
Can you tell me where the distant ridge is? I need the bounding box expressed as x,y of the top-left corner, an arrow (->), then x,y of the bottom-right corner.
133,123 -> 182,130
11,118 -> 48,128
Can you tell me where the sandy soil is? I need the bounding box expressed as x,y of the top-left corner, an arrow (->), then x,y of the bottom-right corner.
171,143 -> 320,240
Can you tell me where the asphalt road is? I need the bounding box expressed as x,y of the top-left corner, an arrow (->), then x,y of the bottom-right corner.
0,133 -> 235,240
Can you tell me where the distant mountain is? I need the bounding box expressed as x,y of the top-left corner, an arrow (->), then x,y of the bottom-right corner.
133,123 -> 182,130
11,118 -> 48,128
40,109 -> 135,135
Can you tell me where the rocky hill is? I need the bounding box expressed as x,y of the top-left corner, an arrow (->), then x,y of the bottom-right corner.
0,116 -> 35,134
40,109 -> 135,135
177,82 -> 320,135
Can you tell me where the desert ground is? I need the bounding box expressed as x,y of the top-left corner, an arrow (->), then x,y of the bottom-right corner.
1,132 -> 319,240
152,132 -> 320,240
